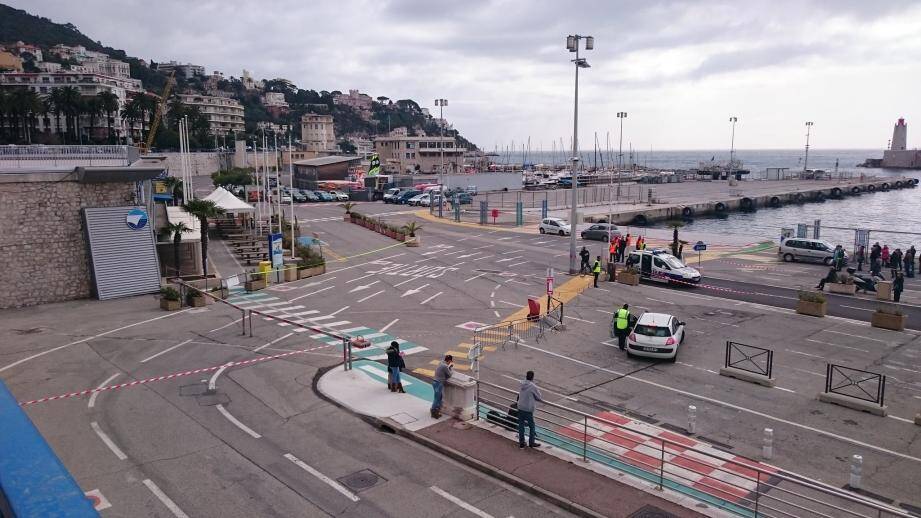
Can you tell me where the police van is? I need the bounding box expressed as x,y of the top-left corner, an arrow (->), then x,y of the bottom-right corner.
625,249 -> 701,284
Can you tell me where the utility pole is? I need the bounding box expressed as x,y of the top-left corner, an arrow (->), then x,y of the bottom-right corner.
566,34 -> 594,274
803,121 -> 814,173
435,98 -> 448,217
616,112 -> 626,200
729,116 -> 738,178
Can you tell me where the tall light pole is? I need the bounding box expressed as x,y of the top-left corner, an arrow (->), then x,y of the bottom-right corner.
616,112 -> 626,199
729,116 -> 738,177
435,98 -> 448,217
567,33 -> 593,274
803,121 -> 814,173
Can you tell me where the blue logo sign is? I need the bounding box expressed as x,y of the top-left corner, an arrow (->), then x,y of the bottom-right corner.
693,241 -> 707,252
126,208 -> 148,230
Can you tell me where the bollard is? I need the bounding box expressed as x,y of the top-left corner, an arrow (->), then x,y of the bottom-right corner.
849,454 -> 862,489
762,428 -> 774,460
687,405 -> 697,434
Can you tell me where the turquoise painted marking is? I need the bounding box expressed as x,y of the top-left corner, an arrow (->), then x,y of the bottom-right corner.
353,360 -> 433,401
476,406 -> 755,517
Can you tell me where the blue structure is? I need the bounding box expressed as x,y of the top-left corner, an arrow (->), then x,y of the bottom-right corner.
0,380 -> 98,517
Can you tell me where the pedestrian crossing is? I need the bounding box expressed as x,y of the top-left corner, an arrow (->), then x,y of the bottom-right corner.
224,288 -> 427,359
301,209 -> 414,223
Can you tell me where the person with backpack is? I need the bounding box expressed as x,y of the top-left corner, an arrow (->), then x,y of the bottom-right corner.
386,341 -> 406,393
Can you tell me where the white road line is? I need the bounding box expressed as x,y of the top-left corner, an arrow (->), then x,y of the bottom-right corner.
328,253 -> 406,273
0,309 -> 192,373
889,415 -> 915,424
430,486 -> 494,518
646,297 -> 675,305
331,305 -> 351,316
357,290 -> 385,303
494,310 -> 501,318
841,305 -> 873,312
791,367 -> 825,377
474,244 -> 492,249
498,300 -> 520,307
500,249 -> 524,255
216,404 -> 262,438
349,281 -> 380,293
208,316 -> 245,333
775,387 -> 797,393
346,272 -> 376,284
289,285 -> 335,303
140,339 -> 193,364
805,339 -> 869,353
88,373 -> 120,408
821,329 -> 891,343
142,479 -> 190,518
787,349 -> 824,358
319,321 -> 351,328
394,276 -> 423,288
496,256 -> 523,263
284,453 -> 360,502
90,421 -> 127,460
290,276 -> 338,290
452,261 -> 467,267
420,291 -> 443,305
490,300 -> 495,308
465,272 -> 489,283
254,332 -> 293,352
594,309 -> 615,314
564,315 -> 596,324
516,341 -> 921,465
507,261 -> 529,267
380,319 -> 399,333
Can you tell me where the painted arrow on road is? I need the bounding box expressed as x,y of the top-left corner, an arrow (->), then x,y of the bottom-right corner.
456,252 -> 483,259
401,283 -> 430,297
349,281 -> 380,293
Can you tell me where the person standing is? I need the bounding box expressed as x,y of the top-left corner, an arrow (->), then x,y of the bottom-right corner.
881,245 -> 890,267
431,354 -> 453,419
618,234 -> 628,262
894,271 -> 905,302
579,246 -> 591,274
386,341 -> 406,393
609,236 -> 619,263
856,245 -> 866,272
890,248 -> 903,277
592,256 -> 602,287
614,303 -> 631,350
833,245 -> 845,272
517,371 -> 543,449
905,246 -> 916,277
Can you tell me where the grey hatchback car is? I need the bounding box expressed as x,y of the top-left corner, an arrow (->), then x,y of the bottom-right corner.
580,223 -> 621,242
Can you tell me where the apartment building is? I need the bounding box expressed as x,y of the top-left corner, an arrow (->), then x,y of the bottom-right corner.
333,89 -> 372,120
0,51 -> 22,72
300,114 -> 337,153
82,57 -> 130,78
373,128 -> 464,174
177,93 -> 245,133
157,61 -> 205,78
262,91 -> 289,117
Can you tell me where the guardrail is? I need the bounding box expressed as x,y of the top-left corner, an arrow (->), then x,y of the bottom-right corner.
725,341 -> 773,378
475,379 -> 911,518
0,145 -> 138,169
825,364 -> 886,406
472,296 -> 563,351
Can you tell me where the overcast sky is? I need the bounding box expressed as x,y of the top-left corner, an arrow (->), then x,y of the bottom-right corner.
10,0 -> 921,151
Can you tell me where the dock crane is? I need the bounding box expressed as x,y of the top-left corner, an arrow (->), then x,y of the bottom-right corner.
141,70 -> 175,153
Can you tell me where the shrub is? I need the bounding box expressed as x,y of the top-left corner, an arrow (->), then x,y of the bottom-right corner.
295,244 -> 325,269
161,287 -> 181,301
798,290 -> 826,304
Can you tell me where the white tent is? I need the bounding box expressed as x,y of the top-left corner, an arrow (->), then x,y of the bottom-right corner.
203,187 -> 255,213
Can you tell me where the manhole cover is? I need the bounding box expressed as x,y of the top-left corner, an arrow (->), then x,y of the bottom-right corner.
179,383 -> 210,396
338,469 -> 385,492
196,393 -> 230,406
627,505 -> 681,518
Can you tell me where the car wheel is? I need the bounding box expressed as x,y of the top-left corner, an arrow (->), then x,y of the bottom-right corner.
783,253 -> 794,262
539,227 -> 546,234
823,257 -> 833,266
602,235 -> 609,242
626,350 -> 634,359
667,352 -> 677,363
559,230 -> 565,236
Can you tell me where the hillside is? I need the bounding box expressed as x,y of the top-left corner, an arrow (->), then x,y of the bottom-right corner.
0,4 -> 105,50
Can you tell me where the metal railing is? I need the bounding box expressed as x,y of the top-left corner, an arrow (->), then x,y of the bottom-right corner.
725,341 -> 774,378
825,364 -> 886,406
0,145 -> 138,170
472,296 -> 564,351
474,380 -> 911,518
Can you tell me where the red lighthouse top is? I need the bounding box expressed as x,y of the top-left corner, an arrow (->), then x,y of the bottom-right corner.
898,118 -> 906,125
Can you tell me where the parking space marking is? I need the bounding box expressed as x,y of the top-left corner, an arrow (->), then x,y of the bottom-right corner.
357,290 -> 385,303
430,486 -> 495,518
90,421 -> 127,460
88,373 -> 120,408
787,349 -> 823,358
289,285 -> 335,303
254,333 -> 293,353
465,272 -> 488,283
805,338 -> 869,353
821,329 -> 892,343
841,305 -> 873,312
420,291 -> 444,305
380,319 -> 399,333
142,479 -> 190,518
140,339 -> 194,364
216,404 -> 262,439
564,315 -> 596,324
284,453 -> 360,502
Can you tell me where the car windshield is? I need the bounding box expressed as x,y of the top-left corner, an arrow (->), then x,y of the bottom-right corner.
634,324 -> 671,337
661,256 -> 686,269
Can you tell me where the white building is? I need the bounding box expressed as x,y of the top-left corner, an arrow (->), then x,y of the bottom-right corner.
157,61 -> 205,78
300,114 -> 337,152
333,89 -> 372,114
36,62 -> 62,73
263,92 -> 288,108
177,93 -> 245,134
13,42 -> 42,62
241,69 -> 263,90
82,57 -> 130,78
373,128 -> 465,174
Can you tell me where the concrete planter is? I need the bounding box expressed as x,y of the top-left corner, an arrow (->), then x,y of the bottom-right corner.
245,278 -> 267,292
189,295 -> 208,307
160,298 -> 181,311
876,281 -> 892,301
871,311 -> 906,331
284,267 -> 299,282
343,214 -> 352,221
617,271 -> 640,286
796,300 -> 827,317
405,237 -> 420,247
827,283 -> 857,295
298,264 -> 326,279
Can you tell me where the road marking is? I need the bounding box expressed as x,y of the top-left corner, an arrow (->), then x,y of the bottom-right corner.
0,309 -> 192,373
805,339 -> 870,353
328,253 -> 406,273
885,364 -> 921,374
90,421 -> 127,460
208,316 -> 245,333
792,367 -> 825,377
380,319 -> 399,333
646,297 -> 675,305
507,261 -> 529,268
889,415 -> 915,424
393,276 -> 423,288
289,285 -> 335,303
775,387 -> 797,393
594,309 -> 615,314
140,339 -> 193,364
349,281 -> 380,293
841,305 -> 873,312
254,332 -> 293,352
420,291 -> 444,305
821,329 -> 891,343
142,479 -> 190,518
88,373 -> 121,408
500,249 -> 524,255
357,290 -> 385,303
787,349 -> 824,358
465,272 -> 489,283
290,276 -> 338,290
402,283 -> 430,297
345,273 -> 376,284
494,310 -> 501,318
216,404 -> 262,438
516,341 -> 921,465
496,256 -> 523,263
564,315 -> 596,324
284,453 -> 360,502
331,305 -> 351,316
430,486 -> 494,518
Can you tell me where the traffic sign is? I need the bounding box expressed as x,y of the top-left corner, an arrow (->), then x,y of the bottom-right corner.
546,277 -> 554,296
693,241 -> 707,252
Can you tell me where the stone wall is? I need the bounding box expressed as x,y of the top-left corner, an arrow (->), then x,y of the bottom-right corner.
0,177 -> 136,308
159,151 -> 234,177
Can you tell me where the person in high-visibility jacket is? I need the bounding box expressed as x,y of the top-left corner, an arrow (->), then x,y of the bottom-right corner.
592,256 -> 603,287
614,303 -> 631,350
609,237 -> 618,263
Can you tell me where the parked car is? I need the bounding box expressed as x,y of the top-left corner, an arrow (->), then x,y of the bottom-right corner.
302,190 -> 319,202
314,191 -> 335,202
280,194 -> 292,203
383,188 -> 403,203
539,217 -> 571,236
454,192 -> 473,205
330,190 -> 350,201
625,249 -> 701,284
419,194 -> 447,207
407,193 -> 428,206
581,223 -> 620,242
778,238 -> 846,265
396,190 -> 422,204
291,191 -> 308,203
626,312 -> 686,361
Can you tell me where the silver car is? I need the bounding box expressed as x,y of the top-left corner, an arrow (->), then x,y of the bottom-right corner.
778,238 -> 846,265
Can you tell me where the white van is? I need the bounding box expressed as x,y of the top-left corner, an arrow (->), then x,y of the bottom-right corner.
778,238 -> 846,265
383,188 -> 402,203
626,249 -> 701,284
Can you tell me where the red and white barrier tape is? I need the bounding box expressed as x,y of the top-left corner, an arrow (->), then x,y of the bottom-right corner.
651,272 -> 755,296
19,342 -> 336,407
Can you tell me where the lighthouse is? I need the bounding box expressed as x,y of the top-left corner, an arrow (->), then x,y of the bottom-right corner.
891,118 -> 907,151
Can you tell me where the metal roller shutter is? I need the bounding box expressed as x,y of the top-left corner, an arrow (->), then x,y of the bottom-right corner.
83,206 -> 162,300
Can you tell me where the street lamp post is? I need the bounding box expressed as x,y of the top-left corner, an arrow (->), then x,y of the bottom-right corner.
567,34 -> 593,274
729,116 -> 738,177
616,112 -> 626,200
803,121 -> 814,173
435,98 -> 448,217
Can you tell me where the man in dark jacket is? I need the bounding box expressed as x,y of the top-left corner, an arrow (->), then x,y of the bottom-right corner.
579,246 -> 591,274
891,248 -> 903,277
386,341 -> 406,393
816,267 -> 837,290
618,236 -> 628,262
905,246 -> 916,277
431,355 -> 453,418
894,271 -> 905,302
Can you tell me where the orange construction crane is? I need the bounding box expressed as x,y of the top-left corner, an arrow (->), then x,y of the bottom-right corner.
141,70 -> 175,153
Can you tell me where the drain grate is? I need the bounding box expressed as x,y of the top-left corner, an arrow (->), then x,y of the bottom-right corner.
628,505 -> 681,518
338,469 -> 385,492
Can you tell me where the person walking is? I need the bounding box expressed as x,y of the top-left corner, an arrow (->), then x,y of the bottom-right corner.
609,236 -> 619,263
881,245 -> 890,266
386,341 -> 406,393
905,246 -> 916,277
856,245 -> 866,272
517,371 -> 543,449
431,354 -> 453,419
894,271 -> 905,302
592,256 -> 602,287
890,248 -> 903,277
579,246 -> 591,275
614,303 -> 632,350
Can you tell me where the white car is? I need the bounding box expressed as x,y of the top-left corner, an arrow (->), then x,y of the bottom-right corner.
407,194 -> 428,206
383,188 -> 402,203
626,313 -> 686,361
419,194 -> 447,207
539,217 -> 571,236
280,194 -> 292,203
330,190 -> 350,201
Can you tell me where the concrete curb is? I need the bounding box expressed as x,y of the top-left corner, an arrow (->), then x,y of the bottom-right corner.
719,366 -> 776,387
817,392 -> 888,417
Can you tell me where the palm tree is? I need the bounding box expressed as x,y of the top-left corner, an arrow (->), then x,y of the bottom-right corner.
96,91 -> 119,143
183,199 -> 225,282
122,95 -> 145,144
0,89 -> 11,141
161,176 -> 182,205
83,96 -> 101,143
57,86 -> 82,143
48,88 -> 67,143
161,222 -> 191,278
402,221 -> 422,237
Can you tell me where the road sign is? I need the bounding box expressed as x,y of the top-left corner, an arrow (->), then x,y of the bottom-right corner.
269,233 -> 284,268
546,277 -> 554,296
693,241 -> 707,252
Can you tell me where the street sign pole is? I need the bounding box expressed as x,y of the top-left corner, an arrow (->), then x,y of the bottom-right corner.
546,267 -> 555,311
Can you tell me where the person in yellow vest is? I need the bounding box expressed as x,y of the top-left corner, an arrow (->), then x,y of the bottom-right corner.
592,256 -> 602,287
614,303 -> 631,350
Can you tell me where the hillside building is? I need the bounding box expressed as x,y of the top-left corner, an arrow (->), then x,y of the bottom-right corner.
156,61 -> 205,78
300,114 -> 337,153
373,128 -> 464,174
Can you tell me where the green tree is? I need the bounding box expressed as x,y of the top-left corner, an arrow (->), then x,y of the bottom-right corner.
161,176 -> 182,205
96,91 -> 119,143
48,88 -> 67,142
83,96 -> 102,143
56,86 -> 82,142
161,222 -> 191,277
183,199 -> 225,282
211,168 -> 253,189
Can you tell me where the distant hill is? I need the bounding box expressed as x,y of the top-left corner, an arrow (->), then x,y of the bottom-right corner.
0,3 -> 106,51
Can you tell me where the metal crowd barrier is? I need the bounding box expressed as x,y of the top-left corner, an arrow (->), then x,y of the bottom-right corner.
475,380 -> 912,518
725,341 -> 774,378
472,296 -> 564,352
825,364 -> 886,407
